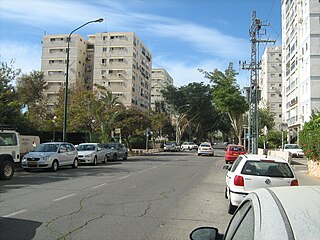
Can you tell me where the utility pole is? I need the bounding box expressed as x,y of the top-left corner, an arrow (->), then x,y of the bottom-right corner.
240,11 -> 275,154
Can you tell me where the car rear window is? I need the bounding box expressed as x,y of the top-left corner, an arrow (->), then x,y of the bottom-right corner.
200,144 -> 211,147
241,161 -> 294,178
229,146 -> 244,151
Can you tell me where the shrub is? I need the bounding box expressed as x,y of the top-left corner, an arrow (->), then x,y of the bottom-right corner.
299,111 -> 320,162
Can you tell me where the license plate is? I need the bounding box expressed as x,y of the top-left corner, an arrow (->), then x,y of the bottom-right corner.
28,161 -> 37,167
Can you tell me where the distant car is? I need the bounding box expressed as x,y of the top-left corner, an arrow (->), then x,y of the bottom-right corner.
197,142 -> 214,156
189,186 -> 320,240
164,142 -> 180,152
283,144 -> 304,158
224,154 -> 298,214
225,144 -> 246,163
181,142 -> 198,151
76,143 -> 107,165
102,143 -> 128,161
21,142 -> 78,172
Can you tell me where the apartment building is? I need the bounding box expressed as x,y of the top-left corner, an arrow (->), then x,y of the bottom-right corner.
259,46 -> 283,129
151,68 -> 174,110
41,32 -> 152,111
282,0 -> 320,143
41,34 -> 88,111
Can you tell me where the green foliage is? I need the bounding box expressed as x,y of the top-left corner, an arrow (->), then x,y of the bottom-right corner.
258,130 -> 282,149
258,108 -> 275,131
299,111 -> 320,161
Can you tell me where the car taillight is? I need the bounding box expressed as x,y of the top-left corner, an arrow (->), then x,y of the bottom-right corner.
291,179 -> 299,186
234,175 -> 244,186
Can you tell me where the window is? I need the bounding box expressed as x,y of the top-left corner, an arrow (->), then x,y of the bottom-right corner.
103,47 -> 107,52
230,156 -> 243,172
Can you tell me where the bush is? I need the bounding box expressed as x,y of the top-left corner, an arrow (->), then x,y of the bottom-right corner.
299,111 -> 320,162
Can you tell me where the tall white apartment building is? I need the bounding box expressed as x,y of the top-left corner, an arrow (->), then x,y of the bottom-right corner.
259,46 -> 283,129
41,34 -> 88,111
151,68 -> 174,110
41,32 -> 152,111
282,0 -> 320,143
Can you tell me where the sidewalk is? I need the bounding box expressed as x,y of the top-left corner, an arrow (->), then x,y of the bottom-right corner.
291,158 -> 320,185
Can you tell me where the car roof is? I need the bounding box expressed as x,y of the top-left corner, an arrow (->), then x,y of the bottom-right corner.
78,143 -> 99,145
252,186 -> 320,239
227,144 -> 244,147
242,154 -> 288,163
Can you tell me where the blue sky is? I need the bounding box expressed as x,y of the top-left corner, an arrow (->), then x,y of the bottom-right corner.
0,0 -> 281,87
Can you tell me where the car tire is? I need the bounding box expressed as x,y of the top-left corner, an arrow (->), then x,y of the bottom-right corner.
51,160 -> 59,172
92,156 -> 97,166
72,159 -> 78,169
197,153 -> 200,156
123,153 -> 128,160
225,188 -> 228,199
113,154 -> 117,161
0,160 -> 14,180
103,156 -> 107,164
228,194 -> 237,214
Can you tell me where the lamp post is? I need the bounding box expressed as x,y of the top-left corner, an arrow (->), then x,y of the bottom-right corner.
52,116 -> 57,141
63,18 -> 104,142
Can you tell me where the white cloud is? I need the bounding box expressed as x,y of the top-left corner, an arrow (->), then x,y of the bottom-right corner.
0,40 -> 41,74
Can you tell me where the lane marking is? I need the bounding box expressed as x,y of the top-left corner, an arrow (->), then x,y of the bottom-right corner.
119,175 -> 130,180
150,166 -> 157,170
91,183 -> 107,189
138,170 -> 146,173
53,194 -> 76,201
2,209 -> 27,218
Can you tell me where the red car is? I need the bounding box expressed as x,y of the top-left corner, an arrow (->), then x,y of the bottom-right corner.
225,144 -> 246,163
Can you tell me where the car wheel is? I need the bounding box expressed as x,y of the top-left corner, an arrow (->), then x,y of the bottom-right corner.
51,160 -> 58,172
72,159 -> 78,169
224,188 -> 228,199
0,161 -> 14,180
103,156 -> 107,164
228,194 -> 237,214
92,156 -> 97,166
123,153 -> 128,160
113,154 -> 117,161
197,153 -> 200,156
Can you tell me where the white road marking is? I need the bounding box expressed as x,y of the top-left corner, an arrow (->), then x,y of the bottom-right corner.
138,170 -> 146,173
53,193 -> 76,201
91,183 -> 107,189
2,209 -> 27,218
119,175 -> 130,180
150,166 -> 158,169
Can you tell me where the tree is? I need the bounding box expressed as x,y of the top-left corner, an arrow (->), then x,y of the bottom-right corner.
300,110 -> 320,162
200,63 -> 249,144
0,60 -> 23,127
113,107 -> 151,150
258,108 -> 275,132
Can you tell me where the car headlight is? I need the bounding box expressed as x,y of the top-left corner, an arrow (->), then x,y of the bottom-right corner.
85,153 -> 94,158
42,156 -> 50,161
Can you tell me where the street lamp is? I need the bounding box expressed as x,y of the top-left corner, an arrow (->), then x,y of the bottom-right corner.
63,18 -> 104,142
52,116 -> 57,141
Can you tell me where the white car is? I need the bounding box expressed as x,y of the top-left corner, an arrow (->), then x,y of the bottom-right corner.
76,143 -> 107,165
181,142 -> 198,151
197,142 -> 214,156
190,186 -> 320,240
283,144 -> 304,157
224,154 -> 298,214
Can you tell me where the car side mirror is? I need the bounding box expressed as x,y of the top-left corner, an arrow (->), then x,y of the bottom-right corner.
190,227 -> 219,240
223,164 -> 231,170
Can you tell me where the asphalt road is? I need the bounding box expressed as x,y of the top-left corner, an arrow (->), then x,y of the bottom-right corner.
0,149 -> 232,240
1,149 -> 319,240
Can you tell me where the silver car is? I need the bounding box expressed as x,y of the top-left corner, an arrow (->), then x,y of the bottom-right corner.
190,186 -> 320,240
76,143 -> 107,165
21,142 -> 78,172
102,143 -> 128,161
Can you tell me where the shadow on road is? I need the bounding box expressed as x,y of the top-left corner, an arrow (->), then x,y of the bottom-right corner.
0,217 -> 42,240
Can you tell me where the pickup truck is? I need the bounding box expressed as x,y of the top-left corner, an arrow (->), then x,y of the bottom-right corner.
0,129 -> 40,180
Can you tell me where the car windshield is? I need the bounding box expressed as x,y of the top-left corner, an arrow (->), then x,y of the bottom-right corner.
200,144 -> 211,147
104,143 -> 117,149
241,160 -> 294,178
284,144 -> 300,149
77,145 -> 95,151
34,143 -> 58,152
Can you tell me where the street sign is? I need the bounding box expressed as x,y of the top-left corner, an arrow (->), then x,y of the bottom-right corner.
114,128 -> 121,134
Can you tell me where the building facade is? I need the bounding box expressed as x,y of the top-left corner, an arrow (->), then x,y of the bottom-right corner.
281,0 -> 320,143
41,32 -> 152,111
151,68 -> 174,110
259,46 -> 283,129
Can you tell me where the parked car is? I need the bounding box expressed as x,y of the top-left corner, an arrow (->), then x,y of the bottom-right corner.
197,142 -> 214,156
223,154 -> 298,214
21,142 -> 78,172
225,144 -> 246,164
190,186 -> 320,240
102,143 -> 128,161
283,143 -> 304,158
76,143 -> 107,165
164,142 -> 180,152
181,142 -> 198,150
